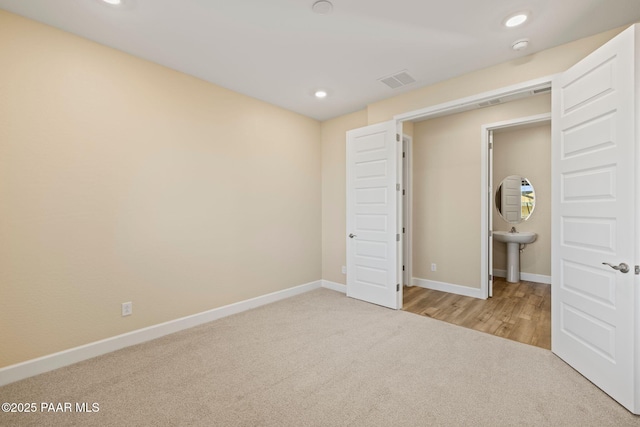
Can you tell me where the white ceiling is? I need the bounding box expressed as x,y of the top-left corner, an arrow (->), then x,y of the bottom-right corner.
2,0 -> 640,121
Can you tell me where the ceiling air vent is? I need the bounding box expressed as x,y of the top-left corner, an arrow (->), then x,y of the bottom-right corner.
379,70 -> 416,89
532,86 -> 551,94
478,99 -> 502,107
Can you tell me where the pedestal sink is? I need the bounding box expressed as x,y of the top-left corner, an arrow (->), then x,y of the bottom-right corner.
493,231 -> 537,283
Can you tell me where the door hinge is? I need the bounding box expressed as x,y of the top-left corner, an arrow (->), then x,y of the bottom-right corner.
636,265 -> 639,275
396,133 -> 400,142
402,227 -> 405,233
489,230 -> 492,237
397,283 -> 400,292
396,183 -> 400,191
403,151 -> 405,158
489,274 -> 493,280
402,265 -> 405,271
489,142 -> 493,149
396,234 -> 400,241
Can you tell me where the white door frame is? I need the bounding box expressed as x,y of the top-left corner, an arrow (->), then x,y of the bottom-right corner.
481,113 -> 551,298
402,134 -> 413,287
394,77 -> 554,299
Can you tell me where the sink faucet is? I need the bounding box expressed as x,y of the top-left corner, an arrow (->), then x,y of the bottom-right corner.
510,226 -> 517,233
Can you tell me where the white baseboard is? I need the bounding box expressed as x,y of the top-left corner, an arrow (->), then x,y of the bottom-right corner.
0,280 -> 322,387
321,280 -> 346,293
492,269 -> 551,285
411,277 -> 485,299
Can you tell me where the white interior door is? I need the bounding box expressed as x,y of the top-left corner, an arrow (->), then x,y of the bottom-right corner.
552,24 -> 638,413
346,121 -> 400,309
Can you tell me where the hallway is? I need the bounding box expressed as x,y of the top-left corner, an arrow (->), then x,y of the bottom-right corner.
403,278 -> 551,349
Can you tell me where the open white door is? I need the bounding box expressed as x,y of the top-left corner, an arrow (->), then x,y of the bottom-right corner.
552,24 -> 638,413
346,121 -> 400,309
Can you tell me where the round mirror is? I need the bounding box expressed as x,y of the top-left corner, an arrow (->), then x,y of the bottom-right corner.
495,175 -> 535,224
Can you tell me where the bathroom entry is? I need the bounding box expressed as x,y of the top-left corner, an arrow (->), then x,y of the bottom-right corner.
485,115 -> 552,298
402,111 -> 553,349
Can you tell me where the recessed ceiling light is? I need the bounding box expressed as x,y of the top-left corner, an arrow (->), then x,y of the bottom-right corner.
102,0 -> 122,5
312,1 -> 333,15
314,90 -> 328,99
504,13 -> 528,28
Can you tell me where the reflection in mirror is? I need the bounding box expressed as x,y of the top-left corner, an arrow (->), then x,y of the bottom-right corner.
495,175 -> 535,224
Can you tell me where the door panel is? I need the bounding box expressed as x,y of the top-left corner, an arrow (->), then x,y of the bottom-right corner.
346,121 -> 399,309
552,24 -> 637,413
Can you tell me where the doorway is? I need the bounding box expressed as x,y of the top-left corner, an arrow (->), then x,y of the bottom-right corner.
401,113 -> 552,349
398,92 -> 552,302
485,115 -> 552,297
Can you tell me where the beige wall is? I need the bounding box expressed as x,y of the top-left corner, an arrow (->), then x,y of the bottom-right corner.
412,95 -> 551,288
492,123 -> 551,278
321,111 -> 368,285
0,11 -> 321,368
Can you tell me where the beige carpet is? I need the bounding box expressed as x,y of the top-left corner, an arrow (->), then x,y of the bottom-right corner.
1,288 -> 638,426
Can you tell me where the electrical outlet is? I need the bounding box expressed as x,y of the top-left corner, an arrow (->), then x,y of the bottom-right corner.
341,266 -> 347,274
431,263 -> 437,272
121,301 -> 132,317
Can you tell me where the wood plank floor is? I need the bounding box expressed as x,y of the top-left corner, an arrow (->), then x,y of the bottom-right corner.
402,278 -> 551,350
